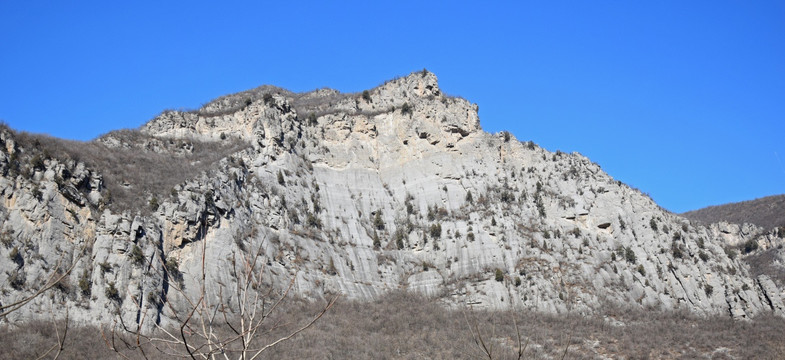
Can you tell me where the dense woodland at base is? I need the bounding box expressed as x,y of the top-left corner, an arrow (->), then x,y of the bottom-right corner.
2,291 -> 783,359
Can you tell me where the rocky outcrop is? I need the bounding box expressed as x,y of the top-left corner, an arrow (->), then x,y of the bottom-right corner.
1,70 -> 783,331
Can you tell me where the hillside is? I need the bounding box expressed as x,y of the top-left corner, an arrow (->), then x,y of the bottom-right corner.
683,194 -> 785,230
1,70 -> 784,357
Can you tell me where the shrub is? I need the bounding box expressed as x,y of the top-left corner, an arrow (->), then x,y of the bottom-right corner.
400,102 -> 412,116
650,219 -> 658,232
705,284 -> 714,296
373,231 -> 381,249
31,185 -> 42,200
105,281 -> 120,301
306,212 -> 322,229
514,276 -> 522,287
535,196 -> 546,218
165,256 -> 182,283
78,269 -> 92,296
672,242 -> 684,258
263,93 -> 274,104
362,90 -> 371,102
149,196 -> 159,211
130,245 -> 144,265
277,170 -> 285,186
287,210 -> 300,226
467,232 -> 475,242
743,239 -> 758,254
637,265 -> 646,276
429,223 -> 442,239
373,211 -> 384,230
99,261 -> 112,274
465,190 -> 473,204
494,268 -> 504,282
394,229 -> 405,250
9,246 -> 21,263
724,247 -> 737,260
698,251 -> 709,262
501,131 -> 511,142
30,154 -> 46,171
307,112 -> 318,126
0,231 -> 11,248
54,272 -> 72,293
500,190 -> 514,203
9,271 -> 25,289
625,247 -> 637,264
147,291 -> 159,306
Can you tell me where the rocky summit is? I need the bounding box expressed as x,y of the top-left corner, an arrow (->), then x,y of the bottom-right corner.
1,70 -> 784,332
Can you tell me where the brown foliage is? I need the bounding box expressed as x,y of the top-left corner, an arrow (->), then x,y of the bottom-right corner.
2,292 -> 784,359
11,128 -> 249,214
683,194 -> 785,229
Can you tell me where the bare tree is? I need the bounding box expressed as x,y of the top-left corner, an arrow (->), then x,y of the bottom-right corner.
1,247 -> 84,359
31,307 -> 70,360
1,249 -> 83,318
462,306 -> 528,360
105,234 -> 337,359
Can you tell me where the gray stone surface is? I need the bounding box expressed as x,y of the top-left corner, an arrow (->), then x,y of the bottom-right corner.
1,70 -> 783,331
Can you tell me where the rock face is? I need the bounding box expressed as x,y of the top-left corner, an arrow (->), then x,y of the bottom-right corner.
1,70 -> 784,330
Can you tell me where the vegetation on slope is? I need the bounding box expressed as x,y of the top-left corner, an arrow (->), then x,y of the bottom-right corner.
5,125 -> 249,214
683,194 -> 785,229
1,291 -> 783,359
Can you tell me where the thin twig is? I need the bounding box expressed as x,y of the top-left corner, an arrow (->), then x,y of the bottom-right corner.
248,295 -> 338,360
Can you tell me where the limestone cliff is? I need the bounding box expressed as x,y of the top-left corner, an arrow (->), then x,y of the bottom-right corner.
1,70 -> 783,330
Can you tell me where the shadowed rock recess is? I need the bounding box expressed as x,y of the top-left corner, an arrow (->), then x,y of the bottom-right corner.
1,70 -> 784,331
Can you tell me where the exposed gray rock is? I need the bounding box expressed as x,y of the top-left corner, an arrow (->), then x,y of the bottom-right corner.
1,70 -> 783,332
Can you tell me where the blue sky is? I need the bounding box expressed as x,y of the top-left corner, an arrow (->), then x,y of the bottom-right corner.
1,1 -> 783,213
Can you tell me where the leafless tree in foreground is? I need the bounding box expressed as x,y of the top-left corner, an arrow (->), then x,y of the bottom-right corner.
1,248 -> 83,318
1,247 -> 84,359
462,305 -> 528,360
104,234 -> 337,359
462,303 -> 574,360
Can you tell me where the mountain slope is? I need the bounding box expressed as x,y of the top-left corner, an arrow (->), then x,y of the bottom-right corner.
683,194 -> 785,230
1,71 -> 783,334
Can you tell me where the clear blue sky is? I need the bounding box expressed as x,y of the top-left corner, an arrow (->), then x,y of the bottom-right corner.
1,1 -> 783,213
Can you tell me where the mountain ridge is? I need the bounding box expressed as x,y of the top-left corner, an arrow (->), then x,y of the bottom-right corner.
683,194 -> 785,230
1,70 -> 783,336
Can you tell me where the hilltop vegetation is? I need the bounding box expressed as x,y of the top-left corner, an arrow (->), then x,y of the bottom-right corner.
683,194 -> 785,230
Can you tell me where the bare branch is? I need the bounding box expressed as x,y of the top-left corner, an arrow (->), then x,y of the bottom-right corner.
248,295 -> 338,360
0,248 -> 83,317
